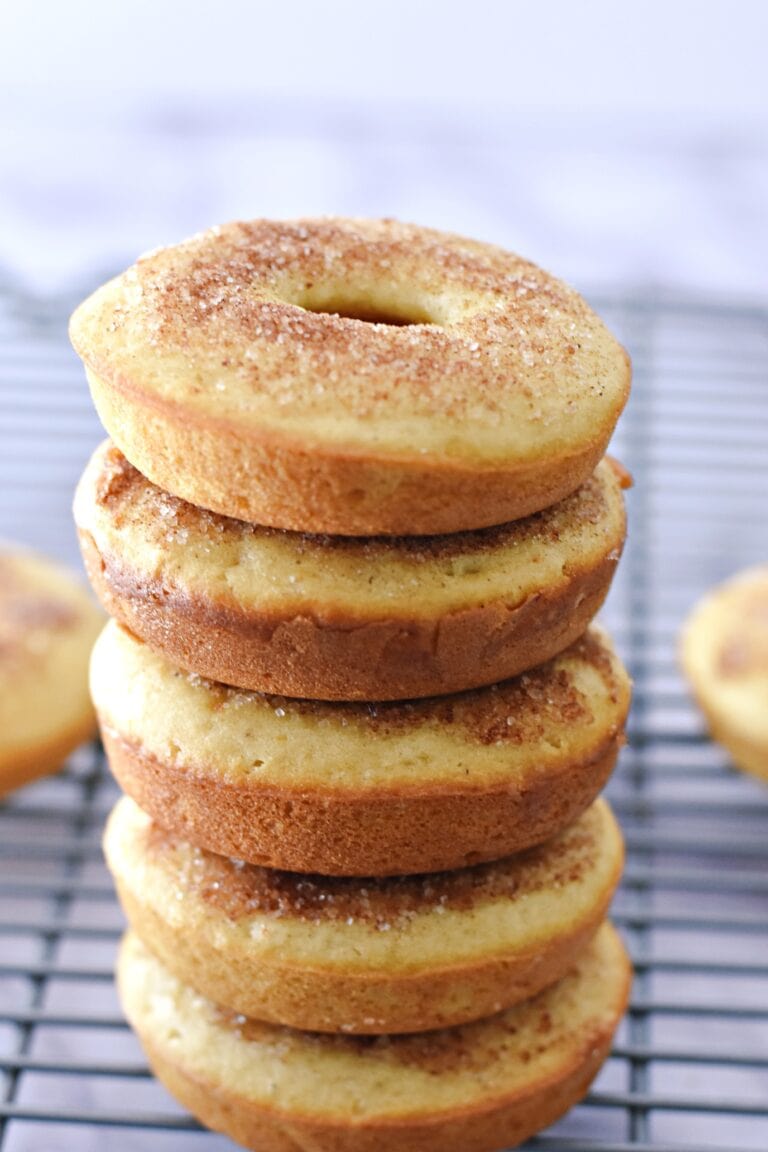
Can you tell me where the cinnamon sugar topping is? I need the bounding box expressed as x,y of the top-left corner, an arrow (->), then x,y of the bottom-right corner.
229,988 -> 572,1074
76,217 -> 626,428
144,807 -> 602,925
91,442 -> 614,564
172,645 -> 597,745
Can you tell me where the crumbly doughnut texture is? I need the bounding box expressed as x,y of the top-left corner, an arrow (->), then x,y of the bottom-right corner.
105,796 -> 623,1034
76,441 -> 628,700
118,923 -> 631,1152
681,565 -> 768,783
0,547 -> 103,796
70,218 -> 631,535
92,621 -> 631,876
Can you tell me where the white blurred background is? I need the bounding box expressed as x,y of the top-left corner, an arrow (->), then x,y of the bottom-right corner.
1,0 -> 766,297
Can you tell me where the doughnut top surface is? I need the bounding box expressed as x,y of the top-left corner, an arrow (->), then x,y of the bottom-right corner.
72,217 -> 627,460
112,794 -> 617,928
118,922 -> 630,1124
71,218 -> 630,532
91,619 -> 629,790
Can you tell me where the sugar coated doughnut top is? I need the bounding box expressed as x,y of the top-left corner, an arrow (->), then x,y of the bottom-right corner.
70,218 -> 631,534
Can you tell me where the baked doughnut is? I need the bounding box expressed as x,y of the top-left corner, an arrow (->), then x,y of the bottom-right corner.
681,566 -> 768,783
92,621 -> 631,876
76,441 -> 629,700
69,218 -> 631,535
105,795 -> 623,1034
0,547 -> 102,797
118,923 -> 631,1152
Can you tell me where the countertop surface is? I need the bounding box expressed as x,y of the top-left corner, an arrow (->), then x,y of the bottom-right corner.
1,92 -> 766,301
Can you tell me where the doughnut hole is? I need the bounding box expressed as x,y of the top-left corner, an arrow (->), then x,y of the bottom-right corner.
295,283 -> 438,327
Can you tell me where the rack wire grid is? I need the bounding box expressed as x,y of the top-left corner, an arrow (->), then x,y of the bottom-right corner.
0,274 -> 767,1152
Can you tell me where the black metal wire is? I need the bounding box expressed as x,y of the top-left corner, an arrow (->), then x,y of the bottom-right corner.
1,280 -> 767,1150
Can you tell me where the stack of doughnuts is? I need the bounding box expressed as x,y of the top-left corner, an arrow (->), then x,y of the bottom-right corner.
71,218 -> 633,1152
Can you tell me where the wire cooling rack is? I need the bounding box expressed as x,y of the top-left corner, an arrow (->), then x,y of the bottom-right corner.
0,276 -> 767,1152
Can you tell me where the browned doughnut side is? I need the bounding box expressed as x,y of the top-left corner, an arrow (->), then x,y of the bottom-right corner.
119,925 -> 631,1152
140,1030 -> 616,1152
113,878 -> 609,1035
87,368 -> 613,535
100,729 -> 623,876
141,1041 -> 617,1152
79,528 -> 620,700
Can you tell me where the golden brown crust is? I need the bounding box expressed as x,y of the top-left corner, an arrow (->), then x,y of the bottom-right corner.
92,621 -> 628,752
143,1036 -> 610,1152
75,443 -> 627,699
119,924 -> 632,1152
70,218 -> 631,534
93,620 -> 630,874
121,885 -> 605,1036
85,539 -> 616,700
101,727 -> 622,876
84,375 -> 610,533
106,796 -> 623,1033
